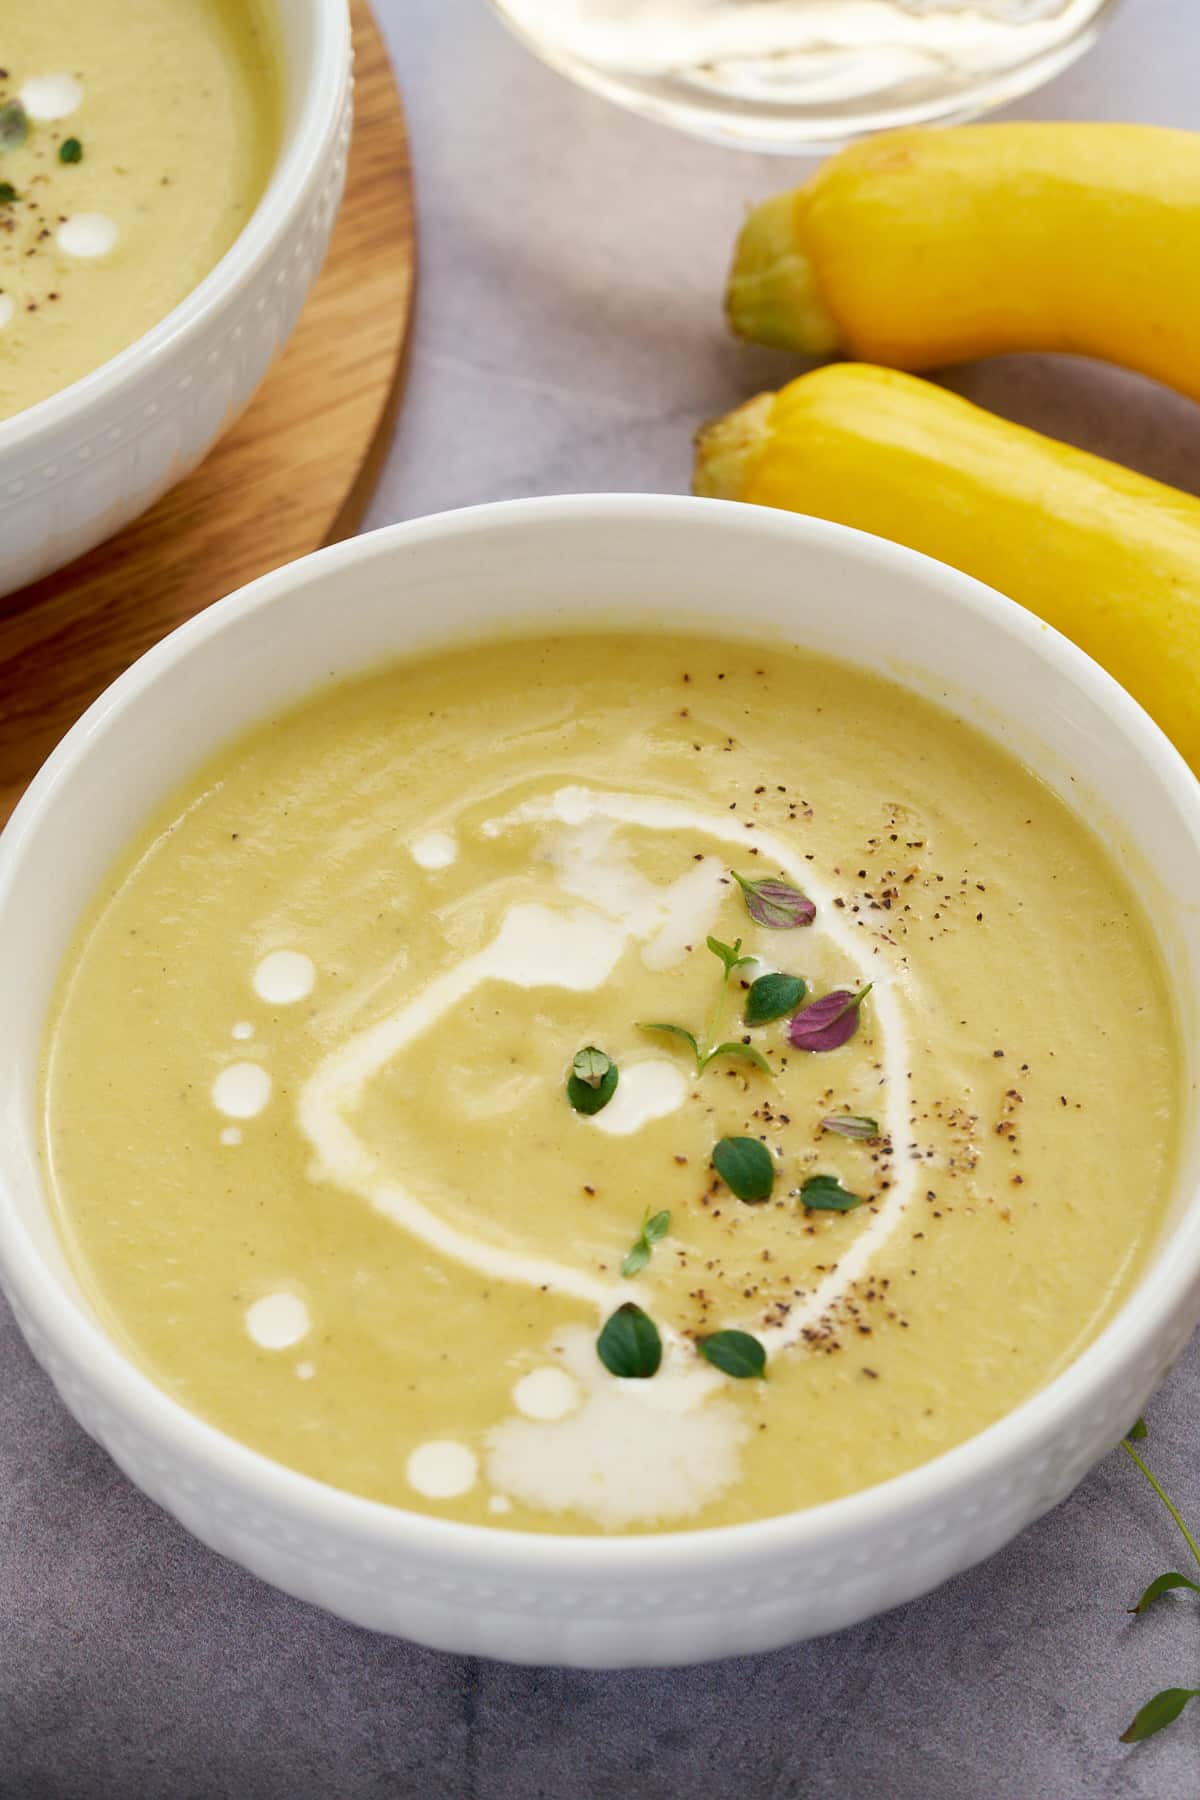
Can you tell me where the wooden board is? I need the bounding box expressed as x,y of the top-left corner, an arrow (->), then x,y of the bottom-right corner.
0,0 -> 414,825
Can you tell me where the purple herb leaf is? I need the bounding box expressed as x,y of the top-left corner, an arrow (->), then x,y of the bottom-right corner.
820,1113 -> 879,1141
787,984 -> 873,1053
732,871 -> 816,930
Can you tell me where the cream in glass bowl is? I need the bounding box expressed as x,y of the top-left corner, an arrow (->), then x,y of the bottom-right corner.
1,497 -> 1198,1665
0,0 -> 352,597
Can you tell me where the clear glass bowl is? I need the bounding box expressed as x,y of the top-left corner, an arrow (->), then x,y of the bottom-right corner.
487,0 -> 1118,152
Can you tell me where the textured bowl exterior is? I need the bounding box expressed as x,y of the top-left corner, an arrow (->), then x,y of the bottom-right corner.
1,498 -> 1198,1667
4,1270 -> 1195,1667
0,3 -> 352,597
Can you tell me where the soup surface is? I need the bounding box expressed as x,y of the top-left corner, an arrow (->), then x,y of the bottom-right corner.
0,0 -> 280,421
43,634 -> 1179,1534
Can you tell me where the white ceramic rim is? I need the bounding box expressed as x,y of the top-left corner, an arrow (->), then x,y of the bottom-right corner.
0,0 -> 351,454
2,493 -> 1198,1579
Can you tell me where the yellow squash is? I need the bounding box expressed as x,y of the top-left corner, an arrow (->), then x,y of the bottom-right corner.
726,124 -> 1200,403
694,364 -> 1200,774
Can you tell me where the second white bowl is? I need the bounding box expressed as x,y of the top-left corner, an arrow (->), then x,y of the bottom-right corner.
0,0 -> 352,598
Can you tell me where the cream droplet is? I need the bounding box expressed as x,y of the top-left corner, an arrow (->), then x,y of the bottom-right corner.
58,214 -> 119,259
410,831 -> 457,870
488,1494 -> 513,1515
0,296 -> 14,332
245,1292 -> 310,1350
231,1021 -> 255,1041
253,950 -> 315,1005
295,1361 -> 315,1381
512,1367 -> 580,1422
406,1440 -> 478,1500
589,1059 -> 687,1137
19,73 -> 83,121
212,1062 -> 271,1119
219,1126 -> 243,1147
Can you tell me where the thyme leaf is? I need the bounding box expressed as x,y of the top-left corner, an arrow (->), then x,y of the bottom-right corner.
621,1208 -> 670,1279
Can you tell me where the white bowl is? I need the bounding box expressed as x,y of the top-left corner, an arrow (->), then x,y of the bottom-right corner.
0,0 -> 352,598
1,496 -> 1198,1668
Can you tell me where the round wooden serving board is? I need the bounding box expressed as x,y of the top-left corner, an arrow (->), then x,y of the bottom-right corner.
0,0 -> 415,826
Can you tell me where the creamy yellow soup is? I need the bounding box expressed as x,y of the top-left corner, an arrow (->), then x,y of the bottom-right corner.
0,1 -> 280,421
43,634 -> 1179,1534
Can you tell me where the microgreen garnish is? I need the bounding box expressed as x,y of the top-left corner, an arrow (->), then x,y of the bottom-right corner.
707,934 -> 753,978
732,871 -> 816,929
637,1021 -> 702,1060
744,971 -> 806,1026
699,1329 -> 767,1379
566,1046 -> 618,1115
621,1208 -> 670,1278
800,1173 -> 865,1212
596,1302 -> 662,1379
787,985 -> 873,1053
1115,1418 -> 1200,1741
821,1114 -> 879,1142
638,936 -> 772,1077
59,137 -> 83,164
712,1136 -> 775,1204
0,101 -> 28,153
0,182 -> 18,205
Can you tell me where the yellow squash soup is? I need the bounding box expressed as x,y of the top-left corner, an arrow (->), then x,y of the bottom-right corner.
42,635 -> 1179,1534
0,0 -> 280,421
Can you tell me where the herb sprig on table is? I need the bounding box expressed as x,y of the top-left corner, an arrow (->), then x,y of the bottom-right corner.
1116,1418 -> 1200,1743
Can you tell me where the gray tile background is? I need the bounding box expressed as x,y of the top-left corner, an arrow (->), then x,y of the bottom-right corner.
5,0 -> 1200,1793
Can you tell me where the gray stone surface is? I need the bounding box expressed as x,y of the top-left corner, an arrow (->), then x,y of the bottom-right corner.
5,1 -> 1200,1793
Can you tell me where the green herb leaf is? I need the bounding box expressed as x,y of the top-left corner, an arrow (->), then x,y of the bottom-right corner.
744,972 -> 807,1026
59,136 -> 83,164
1126,1418 -> 1148,1441
0,101 -> 28,153
800,1173 -> 865,1212
821,1114 -> 879,1142
572,1046 -> 612,1090
712,1136 -> 775,1204
621,1208 -> 670,1279
621,1242 -> 650,1278
0,182 -> 18,205
732,870 -> 816,929
566,1046 -> 618,1115
699,1329 -> 767,1379
638,1022 -> 702,1070
1130,1571 -> 1200,1615
1120,1687 -> 1200,1744
706,934 -> 753,976
596,1303 -> 662,1379
703,1041 -> 773,1076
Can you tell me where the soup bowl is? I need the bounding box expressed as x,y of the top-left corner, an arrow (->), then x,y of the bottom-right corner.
0,0 -> 352,598
1,495 -> 1198,1667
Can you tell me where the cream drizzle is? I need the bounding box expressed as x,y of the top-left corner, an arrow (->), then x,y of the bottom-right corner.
19,73 -> 83,121
254,950 -> 315,1005
213,1062 -> 272,1120
587,1056 -> 687,1136
297,785 -> 913,1357
410,830 -> 457,870
57,214 -> 118,259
